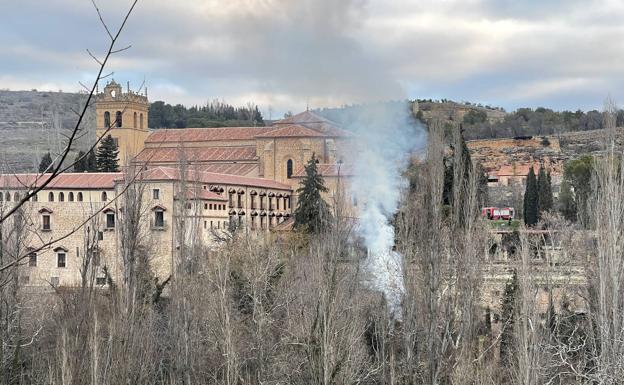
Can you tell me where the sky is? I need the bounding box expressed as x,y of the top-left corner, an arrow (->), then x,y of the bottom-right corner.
1,0 -> 624,117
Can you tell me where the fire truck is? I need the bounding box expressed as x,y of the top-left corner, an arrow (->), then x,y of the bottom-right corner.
481,207 -> 515,220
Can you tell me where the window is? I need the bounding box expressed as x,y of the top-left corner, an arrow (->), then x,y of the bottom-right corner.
93,249 -> 101,266
13,192 -> 19,201
208,203 -> 212,210
210,221 -> 214,229
251,195 -> 256,209
185,203 -> 192,210
115,111 -> 122,127
0,193 -> 3,201
287,159 -> 293,178
32,193 -> 38,202
237,194 -> 242,208
96,277 -> 107,286
106,212 -> 115,229
112,137 -> 119,147
260,196 -> 265,210
68,192 -> 74,201
98,231 -> 104,241
42,215 -> 51,231
204,220 -> 207,229
59,192 -> 65,202
77,192 -> 83,202
140,113 -> 144,129
101,192 -> 108,201
205,203 -> 208,210
153,189 -> 160,200
5,192 -> 10,201
154,210 -> 164,228
133,112 -> 137,128
48,192 -> 54,202
57,253 -> 66,268
229,192 -> 234,208
28,252 -> 37,267
104,111 -> 111,128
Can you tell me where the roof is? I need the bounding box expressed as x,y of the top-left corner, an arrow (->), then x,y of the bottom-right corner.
145,127 -> 273,143
139,166 -> 292,190
196,163 -> 259,176
254,124 -> 327,138
0,172 -> 121,190
135,146 -> 257,163
291,163 -> 355,178
273,110 -> 353,137
175,189 -> 227,201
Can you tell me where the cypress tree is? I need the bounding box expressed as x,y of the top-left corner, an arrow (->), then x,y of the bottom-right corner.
39,152 -> 53,173
293,154 -> 332,233
74,150 -> 86,172
96,135 -> 120,172
500,271 -> 519,365
523,166 -> 539,226
537,165 -> 553,218
86,149 -> 97,171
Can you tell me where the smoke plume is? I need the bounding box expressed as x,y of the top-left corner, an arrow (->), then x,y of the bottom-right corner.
343,102 -> 426,314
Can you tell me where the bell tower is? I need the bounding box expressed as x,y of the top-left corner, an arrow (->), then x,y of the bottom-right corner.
95,79 -> 149,166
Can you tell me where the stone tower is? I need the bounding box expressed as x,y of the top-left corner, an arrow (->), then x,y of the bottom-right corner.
95,80 -> 149,166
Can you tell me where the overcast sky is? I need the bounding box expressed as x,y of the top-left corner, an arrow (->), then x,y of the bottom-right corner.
2,0 -> 623,116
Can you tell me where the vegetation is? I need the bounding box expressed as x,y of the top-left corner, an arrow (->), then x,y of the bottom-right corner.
523,166 -> 539,226
293,154 -> 332,233
96,135 -> 120,172
73,149 -> 97,172
38,152 -> 53,173
558,155 -> 594,223
149,100 -> 264,128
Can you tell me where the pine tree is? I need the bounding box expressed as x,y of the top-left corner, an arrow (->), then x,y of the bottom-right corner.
293,154 -> 332,233
39,152 -> 53,173
500,271 -> 519,365
86,149 -> 97,171
523,166 -> 539,226
74,150 -> 86,172
537,165 -> 553,219
96,135 -> 120,172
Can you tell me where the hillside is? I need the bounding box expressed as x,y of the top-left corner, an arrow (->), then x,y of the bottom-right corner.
0,90 -> 95,172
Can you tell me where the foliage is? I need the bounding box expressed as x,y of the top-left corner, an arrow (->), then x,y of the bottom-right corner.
96,135 -> 120,172
558,155 -> 594,222
149,100 -> 264,128
38,152 -> 53,173
293,154 -> 332,233
537,166 -> 554,218
73,149 -> 97,172
523,166 -> 539,226
463,109 -> 487,125
500,271 -> 519,365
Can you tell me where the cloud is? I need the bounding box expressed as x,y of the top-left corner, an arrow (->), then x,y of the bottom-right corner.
1,0 -> 624,114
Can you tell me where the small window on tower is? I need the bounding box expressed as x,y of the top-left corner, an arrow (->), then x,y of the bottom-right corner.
153,189 -> 160,200
104,111 -> 111,128
115,111 -> 122,127
287,159 -> 293,178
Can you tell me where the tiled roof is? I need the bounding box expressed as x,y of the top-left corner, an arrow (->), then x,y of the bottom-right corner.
291,163 -> 355,178
175,189 -> 227,201
145,127 -> 273,143
140,167 -> 292,190
0,172 -> 121,189
196,163 -> 258,176
135,146 -> 257,163
273,111 -> 353,137
254,124 -> 327,138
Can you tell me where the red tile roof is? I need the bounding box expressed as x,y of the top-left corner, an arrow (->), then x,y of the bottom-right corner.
273,110 -> 353,137
145,127 -> 273,143
254,124 -> 327,138
291,163 -> 355,178
175,189 -> 227,201
0,172 -> 121,189
196,163 -> 258,176
135,146 -> 257,163
140,167 -> 292,190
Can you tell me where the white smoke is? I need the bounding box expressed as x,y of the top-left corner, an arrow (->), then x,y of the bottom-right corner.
345,102 -> 426,315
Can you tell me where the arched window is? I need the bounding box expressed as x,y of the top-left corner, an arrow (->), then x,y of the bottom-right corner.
286,159 -> 293,178
101,192 -> 108,201
13,192 -> 19,201
140,113 -> 144,129
0,193 -> 4,201
48,192 -> 54,202
133,112 -> 137,128
115,111 -> 122,127
58,192 -> 64,202
32,193 -> 38,202
68,192 -> 74,202
77,192 -> 83,202
104,111 -> 110,128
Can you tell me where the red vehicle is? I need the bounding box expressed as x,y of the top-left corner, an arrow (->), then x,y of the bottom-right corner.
481,207 -> 515,220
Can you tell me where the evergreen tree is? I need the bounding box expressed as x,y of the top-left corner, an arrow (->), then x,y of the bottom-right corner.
39,152 -> 53,173
537,165 -> 554,218
293,154 -> 332,233
74,150 -> 87,172
523,166 -> 539,226
86,149 -> 97,171
96,135 -> 120,172
558,179 -> 577,221
500,271 -> 519,365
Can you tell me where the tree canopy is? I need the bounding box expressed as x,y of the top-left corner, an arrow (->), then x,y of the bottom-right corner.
523,166 -> 539,226
38,152 -> 53,173
96,135 -> 120,172
293,154 -> 332,233
149,100 -> 264,129
74,150 -> 97,172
